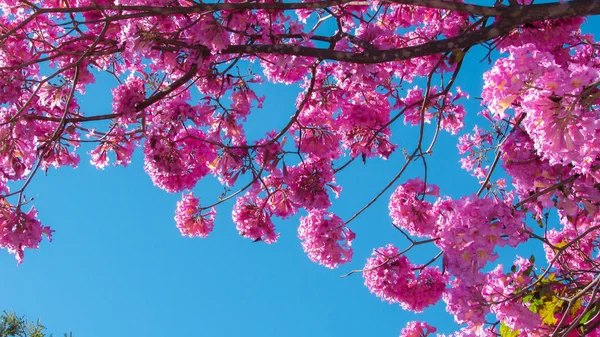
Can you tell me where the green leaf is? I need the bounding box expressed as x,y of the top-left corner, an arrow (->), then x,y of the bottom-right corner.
539,296 -> 563,326
580,310 -> 593,334
579,303 -> 600,332
499,323 -> 520,337
570,299 -> 582,317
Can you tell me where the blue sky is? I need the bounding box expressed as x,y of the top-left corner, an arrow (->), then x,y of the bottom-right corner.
2,14 -> 599,337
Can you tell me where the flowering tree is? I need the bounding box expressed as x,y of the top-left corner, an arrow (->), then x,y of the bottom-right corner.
1,0 -> 600,335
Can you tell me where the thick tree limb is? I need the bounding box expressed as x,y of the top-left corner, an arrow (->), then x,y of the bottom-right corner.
36,0 -> 500,17
218,0 -> 600,64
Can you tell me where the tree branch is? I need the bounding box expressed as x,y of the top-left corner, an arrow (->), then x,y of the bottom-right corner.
35,0 -> 500,17
218,0 -> 600,64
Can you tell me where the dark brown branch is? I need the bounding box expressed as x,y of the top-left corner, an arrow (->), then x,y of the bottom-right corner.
218,0 -> 600,64
35,0 -> 501,17
514,174 -> 580,209
24,112 -> 122,123
384,0 -> 501,16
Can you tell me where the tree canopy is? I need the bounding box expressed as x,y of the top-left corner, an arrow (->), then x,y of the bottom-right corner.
1,0 -> 600,335
0,311 -> 71,337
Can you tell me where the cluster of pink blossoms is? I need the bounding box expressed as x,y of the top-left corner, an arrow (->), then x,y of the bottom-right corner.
482,25 -> 600,176
543,211 -> 600,282
111,75 -> 146,123
436,196 -> 529,285
89,127 -> 137,169
0,206 -> 53,264
298,210 -> 355,269
402,86 -> 468,135
379,178 -> 532,331
363,244 -> 446,312
232,191 -> 279,244
143,128 -> 216,193
457,126 -> 494,180
284,157 -> 340,210
482,257 -> 540,333
174,193 -> 215,238
389,178 -> 440,238
399,321 -> 437,337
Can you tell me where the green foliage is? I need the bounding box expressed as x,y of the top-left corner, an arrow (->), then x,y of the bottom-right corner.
538,296 -> 563,326
0,311 -> 72,337
499,323 -> 520,337
520,272 -> 591,330
578,303 -> 600,334
521,273 -> 565,325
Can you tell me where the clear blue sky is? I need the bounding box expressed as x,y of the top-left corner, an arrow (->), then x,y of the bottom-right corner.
2,16 -> 598,337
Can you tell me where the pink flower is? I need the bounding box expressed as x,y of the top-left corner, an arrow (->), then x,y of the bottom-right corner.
501,129 -> 570,214
174,193 -> 215,238
143,128 -> 216,193
435,196 -> 528,286
403,86 -> 434,126
399,321 -> 436,337
482,258 -> 541,333
443,281 -> 489,328
261,172 -> 299,219
298,209 -> 354,269
389,178 -> 440,238
232,192 -> 279,244
0,204 -> 53,264
336,92 -> 397,159
285,157 -> 339,210
0,108 -> 37,180
208,147 -> 247,187
0,69 -> 23,105
363,244 -> 445,311
112,75 -> 146,123
89,128 -> 137,169
363,245 -> 413,304
255,131 -> 283,172
402,266 -> 447,312
543,211 -> 600,282
261,53 -> 313,85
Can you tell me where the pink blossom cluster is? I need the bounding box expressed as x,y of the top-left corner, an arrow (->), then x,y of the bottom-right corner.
298,209 -> 355,269
500,129 -> 570,214
482,257 -> 541,333
0,204 -> 53,264
284,157 -> 340,210
543,211 -> 600,282
436,196 -> 529,285
112,76 -> 146,123
482,40 -> 600,176
143,128 -> 216,193
89,128 -> 138,169
363,244 -> 446,312
232,191 -> 279,244
399,321 -> 436,337
457,126 -> 494,180
389,178 -> 440,238
442,280 -> 489,331
260,171 -> 298,219
229,157 -> 343,244
174,193 -> 215,238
